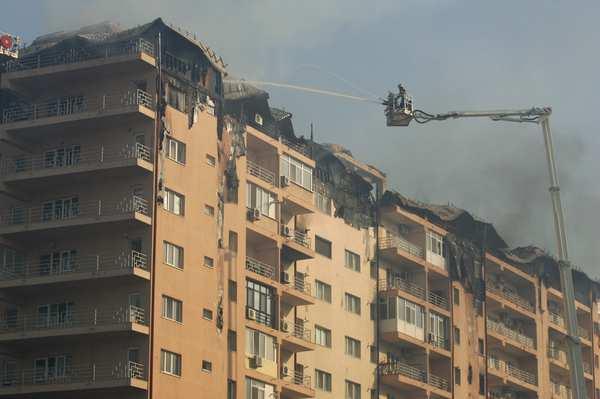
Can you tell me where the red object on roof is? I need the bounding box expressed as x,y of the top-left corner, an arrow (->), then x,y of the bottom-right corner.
0,35 -> 13,49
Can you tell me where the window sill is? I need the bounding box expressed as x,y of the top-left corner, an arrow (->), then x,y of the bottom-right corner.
160,371 -> 182,378
161,316 -> 183,325
164,262 -> 184,271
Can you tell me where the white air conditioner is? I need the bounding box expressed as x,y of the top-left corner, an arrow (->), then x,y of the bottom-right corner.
281,271 -> 290,284
247,308 -> 257,321
280,175 -> 290,187
252,355 -> 263,368
281,319 -> 289,332
281,366 -> 289,377
281,226 -> 293,238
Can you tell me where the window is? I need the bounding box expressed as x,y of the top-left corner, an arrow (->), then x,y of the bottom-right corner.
370,261 -> 377,279
254,113 -> 263,125
201,360 -> 212,373
168,84 -> 186,112
42,196 -> 80,221
345,380 -> 361,399
345,336 -> 361,358
468,364 -> 473,384
454,327 -> 461,345
229,280 -> 237,301
369,345 -> 377,363
345,293 -> 361,315
315,280 -> 332,303
479,373 -> 485,395
246,183 -> 276,218
167,137 -> 186,164
315,325 -> 332,347
228,380 -> 236,399
164,189 -> 185,215
245,328 -> 276,361
280,154 -> 313,191
315,236 -> 332,258
478,338 -> 484,355
164,241 -> 184,269
378,296 -> 426,340
246,280 -> 274,327
454,367 -> 461,386
315,191 -> 331,215
345,250 -> 361,272
204,256 -> 214,268
426,230 -> 444,256
206,154 -> 216,166
453,287 -> 460,305
161,350 -> 182,376
37,302 -> 74,327
204,204 -> 215,216
162,295 -> 182,322
429,312 -> 449,349
44,145 -> 81,169
33,355 -> 71,383
315,369 -> 332,392
246,377 -> 274,399
203,308 -> 213,320
39,250 -> 76,275
228,330 -> 237,352
229,231 -> 238,253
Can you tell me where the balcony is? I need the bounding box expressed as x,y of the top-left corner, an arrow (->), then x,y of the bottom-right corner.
0,195 -> 151,237
3,38 -> 155,81
379,361 -> 451,398
550,381 -> 572,399
486,281 -> 535,315
379,279 -> 449,313
0,304 -> 148,342
280,322 -> 315,352
380,234 -> 424,265
281,229 -> 314,261
0,361 -> 147,396
280,370 -> 314,399
1,143 -> 152,187
486,318 -> 536,352
0,250 -> 149,289
247,160 -> 277,187
428,291 -> 449,311
281,272 -> 314,306
1,90 -> 154,133
281,136 -> 311,159
548,311 -> 591,342
245,257 -> 276,281
487,357 -> 538,389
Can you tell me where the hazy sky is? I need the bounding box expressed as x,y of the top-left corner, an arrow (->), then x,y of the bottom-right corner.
3,1 -> 599,277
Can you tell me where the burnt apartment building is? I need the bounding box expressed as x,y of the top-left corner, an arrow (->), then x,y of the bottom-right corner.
0,18 -> 598,399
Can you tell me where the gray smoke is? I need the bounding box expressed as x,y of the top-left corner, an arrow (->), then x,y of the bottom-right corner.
13,0 -> 599,277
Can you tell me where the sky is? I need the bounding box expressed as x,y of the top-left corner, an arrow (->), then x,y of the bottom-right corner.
3,0 -> 599,277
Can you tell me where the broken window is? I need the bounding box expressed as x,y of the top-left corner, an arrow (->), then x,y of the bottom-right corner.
167,84 -> 187,113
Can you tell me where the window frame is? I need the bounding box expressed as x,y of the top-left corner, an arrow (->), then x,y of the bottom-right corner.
315,235 -> 332,258
160,349 -> 182,377
315,369 -> 332,392
164,241 -> 184,269
163,188 -> 185,216
315,325 -> 332,348
345,336 -> 361,359
166,137 -> 186,164
345,292 -> 361,315
315,280 -> 332,303
162,295 -> 183,323
344,250 -> 361,272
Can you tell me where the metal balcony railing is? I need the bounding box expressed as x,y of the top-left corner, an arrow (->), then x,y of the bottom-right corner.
1,143 -> 151,178
246,306 -> 273,328
428,334 -> 450,351
379,278 -> 426,299
549,311 -> 565,327
550,381 -> 572,399
548,346 -> 568,363
487,357 -> 538,386
4,38 -> 154,73
0,361 -> 146,389
0,195 -> 150,228
292,230 -> 311,249
429,373 -> 450,392
379,361 -> 428,386
246,160 -> 276,186
281,137 -> 311,158
0,304 -> 147,334
0,250 -> 148,282
2,90 -> 154,124
486,282 -> 534,313
428,291 -> 450,310
281,369 -> 312,389
245,257 -> 276,280
486,318 -> 536,349
380,234 -> 424,258
282,321 -> 312,344
293,273 -> 311,295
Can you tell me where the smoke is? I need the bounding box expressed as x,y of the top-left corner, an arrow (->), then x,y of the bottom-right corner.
18,0 -> 600,277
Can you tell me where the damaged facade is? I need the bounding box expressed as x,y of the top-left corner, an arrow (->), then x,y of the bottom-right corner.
0,17 -> 598,399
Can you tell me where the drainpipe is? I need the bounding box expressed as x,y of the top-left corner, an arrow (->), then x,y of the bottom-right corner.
375,181 -> 381,398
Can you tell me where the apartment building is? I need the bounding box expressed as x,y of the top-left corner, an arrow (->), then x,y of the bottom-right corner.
0,17 -> 599,399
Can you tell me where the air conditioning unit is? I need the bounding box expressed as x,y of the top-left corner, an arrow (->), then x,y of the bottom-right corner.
281,271 -> 291,284
252,355 -> 263,368
280,175 -> 290,187
247,208 -> 261,221
247,308 -> 257,321
281,366 -> 289,377
281,226 -> 293,238
281,319 -> 289,332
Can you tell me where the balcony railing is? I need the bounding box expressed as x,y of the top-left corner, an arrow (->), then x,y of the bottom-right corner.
548,346 -> 568,363
1,143 -> 151,178
486,282 -> 534,313
549,311 -> 565,327
293,273 -> 311,295
0,304 -> 147,335
428,291 -> 449,310
247,160 -> 276,186
292,230 -> 311,249
282,321 -> 312,344
379,278 -> 425,299
550,382 -> 572,399
0,195 -> 150,229
0,250 -> 148,282
282,369 -> 312,389
0,361 -> 146,389
246,306 -> 273,328
429,373 -> 450,392
488,357 -> 538,386
5,38 -> 154,73
428,334 -> 450,351
380,234 -> 424,258
281,136 -> 311,158
486,318 -> 536,349
245,257 -> 276,280
379,361 -> 427,383
2,90 -> 154,124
